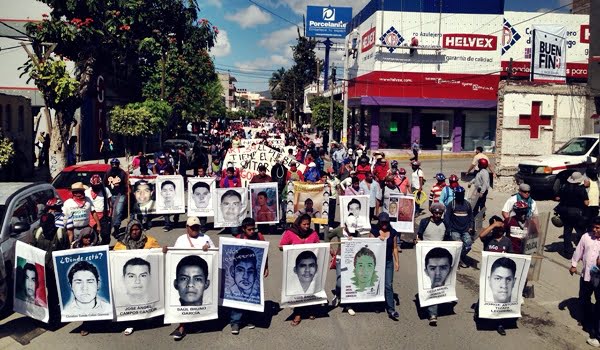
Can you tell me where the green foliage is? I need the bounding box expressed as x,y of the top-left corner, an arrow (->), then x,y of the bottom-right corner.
308,96 -> 343,130
0,136 -> 15,167
109,100 -> 171,137
226,109 -> 253,120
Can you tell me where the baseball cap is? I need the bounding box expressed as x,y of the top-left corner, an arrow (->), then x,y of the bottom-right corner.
186,217 -> 201,226
519,183 -> 531,192
378,212 -> 390,222
308,162 -> 316,168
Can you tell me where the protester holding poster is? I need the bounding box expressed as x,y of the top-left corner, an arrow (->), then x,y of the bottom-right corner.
279,214 -> 325,326
188,177 -> 216,218
288,182 -> 329,225
249,183 -> 279,224
389,194 -> 416,233
221,218 -> 269,335
14,241 -> 49,323
340,238 -> 386,305
369,212 -> 400,319
339,195 -> 370,236
214,188 -> 248,228
129,177 -> 156,230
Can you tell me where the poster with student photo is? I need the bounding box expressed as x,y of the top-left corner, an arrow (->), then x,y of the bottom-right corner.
52,246 -> 113,322
286,182 -> 329,225
281,243 -> 329,308
13,241 -> 49,323
130,176 -> 157,215
249,182 -> 279,224
109,249 -> 164,322
164,249 -> 219,324
478,251 -> 531,319
390,195 -> 415,233
188,178 -> 216,217
213,187 -> 248,228
219,237 -> 269,312
416,241 -> 462,307
339,195 -> 370,236
340,238 -> 385,304
154,175 -> 185,214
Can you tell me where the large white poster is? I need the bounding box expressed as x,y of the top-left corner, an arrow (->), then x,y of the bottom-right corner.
219,237 -> 269,312
52,246 -> 113,322
389,195 -> 415,233
281,244 -> 329,308
130,176 -> 157,215
188,177 -> 216,217
340,238 -> 385,304
164,249 -> 219,324
416,241 -> 462,308
249,182 -> 279,224
245,144 -> 306,174
14,241 -> 49,323
531,24 -> 567,82
479,252 -> 531,319
154,175 -> 185,214
109,249 -> 164,321
213,188 -> 248,228
339,195 -> 371,235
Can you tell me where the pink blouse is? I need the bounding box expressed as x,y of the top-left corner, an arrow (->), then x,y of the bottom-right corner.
279,230 -> 320,247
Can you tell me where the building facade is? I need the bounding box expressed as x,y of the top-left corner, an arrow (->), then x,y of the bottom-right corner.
218,73 -> 237,110
345,1 -> 589,152
0,93 -> 34,176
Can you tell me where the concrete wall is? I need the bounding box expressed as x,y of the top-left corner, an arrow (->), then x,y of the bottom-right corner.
0,93 -> 34,176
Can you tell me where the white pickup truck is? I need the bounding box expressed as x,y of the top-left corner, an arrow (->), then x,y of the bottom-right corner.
516,134 -> 599,196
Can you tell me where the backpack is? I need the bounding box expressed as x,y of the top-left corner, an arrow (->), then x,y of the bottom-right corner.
34,226 -> 64,242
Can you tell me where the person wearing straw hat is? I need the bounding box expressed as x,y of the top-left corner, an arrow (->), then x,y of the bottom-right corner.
556,171 -> 589,258
63,182 -> 99,245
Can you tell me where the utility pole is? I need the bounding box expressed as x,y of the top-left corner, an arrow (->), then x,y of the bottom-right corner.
329,64 -> 336,152
316,60 -> 321,95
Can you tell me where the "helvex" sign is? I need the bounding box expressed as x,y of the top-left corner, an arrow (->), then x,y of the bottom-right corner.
361,27 -> 376,52
442,34 -> 497,51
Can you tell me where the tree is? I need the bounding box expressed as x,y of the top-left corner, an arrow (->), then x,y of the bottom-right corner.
269,67 -> 286,96
308,96 -> 343,131
0,135 -> 15,167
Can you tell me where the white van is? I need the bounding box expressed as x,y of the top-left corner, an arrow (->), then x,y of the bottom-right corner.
516,134 -> 599,195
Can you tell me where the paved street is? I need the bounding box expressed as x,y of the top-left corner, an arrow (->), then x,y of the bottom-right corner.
0,157 -> 590,349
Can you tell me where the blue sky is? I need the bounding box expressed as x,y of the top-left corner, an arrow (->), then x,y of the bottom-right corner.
203,0 -> 570,92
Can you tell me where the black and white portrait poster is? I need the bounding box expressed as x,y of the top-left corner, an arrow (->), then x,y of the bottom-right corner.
219,237 -> 269,312
479,251 -> 531,319
286,182 -> 329,225
14,241 -> 49,322
281,243 -> 329,308
130,176 -> 157,215
213,187 -> 248,228
52,246 -> 113,322
416,241 -> 462,307
154,175 -> 185,215
188,177 -> 216,217
340,238 -> 385,304
339,195 -> 370,235
249,182 -> 279,224
164,249 -> 219,324
109,249 -> 164,321
390,195 -> 415,233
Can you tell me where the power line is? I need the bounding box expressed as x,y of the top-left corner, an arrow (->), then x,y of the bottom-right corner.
215,63 -> 287,73
0,21 -> 31,39
247,0 -> 301,28
487,1 -> 574,35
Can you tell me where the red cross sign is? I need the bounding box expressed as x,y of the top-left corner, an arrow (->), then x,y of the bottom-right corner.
519,101 -> 552,139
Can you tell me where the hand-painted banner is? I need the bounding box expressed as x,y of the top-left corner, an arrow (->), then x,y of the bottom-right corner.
130,176 -> 157,215
389,195 -> 415,233
479,251 -> 531,319
188,177 -> 216,217
249,182 -> 280,224
109,249 -> 165,321
416,241 -> 462,307
14,241 -> 49,323
244,144 -> 306,174
340,238 -> 385,304
213,188 -> 248,228
154,175 -> 185,214
240,138 -> 285,149
164,249 -> 219,324
285,181 -> 329,225
339,195 -> 371,236
53,246 -> 113,322
219,237 -> 269,312
281,243 -> 329,308
223,147 -> 255,170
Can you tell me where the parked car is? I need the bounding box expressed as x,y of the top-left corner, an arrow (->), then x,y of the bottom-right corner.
516,134 -> 599,196
51,164 -> 111,200
163,139 -> 194,163
0,182 -> 59,314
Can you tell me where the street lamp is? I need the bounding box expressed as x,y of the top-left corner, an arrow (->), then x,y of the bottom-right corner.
342,29 -> 359,147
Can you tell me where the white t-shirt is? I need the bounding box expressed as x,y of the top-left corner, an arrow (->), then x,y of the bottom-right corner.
84,188 -> 112,213
502,195 -> 538,217
173,234 -> 215,249
472,153 -> 489,171
411,169 -> 424,190
63,198 -> 94,228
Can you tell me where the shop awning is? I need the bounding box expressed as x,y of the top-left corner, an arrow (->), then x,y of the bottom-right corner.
348,96 -> 497,109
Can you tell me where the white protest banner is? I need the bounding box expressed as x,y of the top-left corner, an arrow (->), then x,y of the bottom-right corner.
531,24 -> 567,82
479,251 -> 531,319
164,249 -> 219,323
240,138 -> 285,149
14,241 -> 49,322
188,177 -> 216,217
219,237 -> 269,312
249,182 -> 280,224
340,238 -> 385,304
53,246 -> 113,322
154,175 -> 185,214
109,249 -> 164,322
213,188 -> 248,228
416,241 -> 462,308
281,243 -> 329,308
339,195 -> 371,235
245,144 -> 306,174
390,195 -> 415,233
223,147 -> 255,169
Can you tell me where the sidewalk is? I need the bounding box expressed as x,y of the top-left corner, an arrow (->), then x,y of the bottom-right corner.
374,148 -> 487,161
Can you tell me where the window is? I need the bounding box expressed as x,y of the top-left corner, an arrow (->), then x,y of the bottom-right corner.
5,105 -> 12,132
10,198 -> 34,226
30,189 -> 56,220
18,105 -> 24,132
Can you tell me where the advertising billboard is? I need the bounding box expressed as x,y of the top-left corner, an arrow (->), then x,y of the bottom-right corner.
306,5 -> 352,38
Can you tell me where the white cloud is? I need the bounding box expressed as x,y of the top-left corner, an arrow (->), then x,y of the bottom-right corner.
274,0 -> 371,16
203,0 -> 222,8
259,25 -> 299,51
234,54 -> 292,72
225,5 -> 272,28
211,29 -> 231,57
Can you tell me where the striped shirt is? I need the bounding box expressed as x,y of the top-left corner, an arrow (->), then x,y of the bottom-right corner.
429,183 -> 447,203
54,212 -> 74,230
